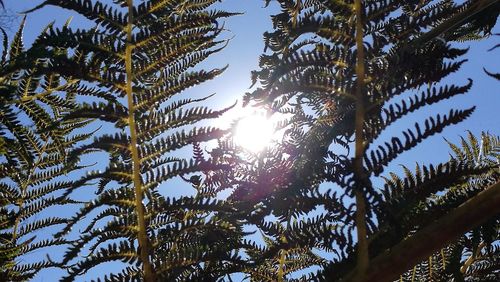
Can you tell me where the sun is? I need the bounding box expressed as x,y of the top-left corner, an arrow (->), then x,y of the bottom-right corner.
233,112 -> 275,153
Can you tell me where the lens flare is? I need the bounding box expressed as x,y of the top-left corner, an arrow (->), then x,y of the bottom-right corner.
234,113 -> 274,152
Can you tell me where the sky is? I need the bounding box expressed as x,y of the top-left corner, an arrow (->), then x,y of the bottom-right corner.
4,0 -> 498,161
2,0 -> 499,281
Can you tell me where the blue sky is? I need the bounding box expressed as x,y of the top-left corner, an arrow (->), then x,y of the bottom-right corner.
2,0 -> 499,281
5,0 -> 498,153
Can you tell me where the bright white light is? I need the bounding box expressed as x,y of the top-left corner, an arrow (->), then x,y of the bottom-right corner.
234,113 -> 275,153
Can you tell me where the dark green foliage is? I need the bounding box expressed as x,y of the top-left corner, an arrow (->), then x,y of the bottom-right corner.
216,0 -> 500,280
398,132 -> 500,281
25,0 -> 245,280
484,33 -> 500,80
0,20 -> 93,280
0,195 -> 20,280
0,0 -> 498,281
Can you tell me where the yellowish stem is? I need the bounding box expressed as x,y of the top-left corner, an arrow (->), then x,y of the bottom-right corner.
428,256 -> 433,280
461,242 -> 485,274
441,249 -> 446,269
125,1 -> 156,280
278,249 -> 286,282
12,136 -> 50,241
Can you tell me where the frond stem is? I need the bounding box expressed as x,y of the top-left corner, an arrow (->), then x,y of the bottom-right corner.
16,79 -> 79,104
125,1 -> 156,280
460,241 -> 485,274
352,0 -> 369,280
428,256 -> 433,280
12,135 -> 50,241
278,249 -> 286,282
440,249 -> 446,269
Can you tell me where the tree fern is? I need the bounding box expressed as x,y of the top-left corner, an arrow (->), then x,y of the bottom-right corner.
1,0 -> 497,281
0,20 -> 93,280
26,0 -> 244,280
240,0 -> 499,281
398,132 -> 499,281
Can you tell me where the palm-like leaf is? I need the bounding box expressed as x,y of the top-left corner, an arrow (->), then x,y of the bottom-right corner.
0,21 -> 92,280
237,0 -> 499,281
26,0 -> 243,280
397,132 -> 499,281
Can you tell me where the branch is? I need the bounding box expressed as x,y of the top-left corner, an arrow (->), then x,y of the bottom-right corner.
410,0 -> 498,47
345,180 -> 500,282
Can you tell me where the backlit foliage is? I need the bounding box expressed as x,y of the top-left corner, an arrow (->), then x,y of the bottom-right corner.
397,132 -> 499,281
221,0 -> 500,281
21,0 -> 244,281
0,0 -> 498,281
0,20 -> 92,280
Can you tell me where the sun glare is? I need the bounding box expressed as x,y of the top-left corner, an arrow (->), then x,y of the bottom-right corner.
234,113 -> 275,153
